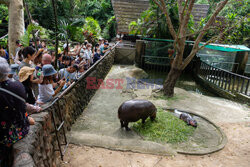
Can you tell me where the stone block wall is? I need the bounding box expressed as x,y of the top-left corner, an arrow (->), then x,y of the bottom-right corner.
11,49 -> 116,167
115,46 -> 136,65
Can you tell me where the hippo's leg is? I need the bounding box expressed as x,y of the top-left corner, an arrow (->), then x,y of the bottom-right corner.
124,122 -> 131,131
120,120 -> 125,128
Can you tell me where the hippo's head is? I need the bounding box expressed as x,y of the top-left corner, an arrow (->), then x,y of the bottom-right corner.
189,119 -> 197,128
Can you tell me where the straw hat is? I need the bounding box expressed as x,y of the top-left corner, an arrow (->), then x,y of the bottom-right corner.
19,66 -> 35,82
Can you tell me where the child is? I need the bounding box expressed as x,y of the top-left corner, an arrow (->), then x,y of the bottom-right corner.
37,64 -> 65,104
76,65 -> 85,79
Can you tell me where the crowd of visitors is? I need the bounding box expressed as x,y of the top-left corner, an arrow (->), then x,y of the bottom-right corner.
0,38 -> 111,166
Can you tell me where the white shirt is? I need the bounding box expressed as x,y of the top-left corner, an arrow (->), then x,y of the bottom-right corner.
84,50 -> 92,60
37,84 -> 54,103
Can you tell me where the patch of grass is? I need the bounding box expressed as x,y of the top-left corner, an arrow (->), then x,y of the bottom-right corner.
132,108 -> 195,144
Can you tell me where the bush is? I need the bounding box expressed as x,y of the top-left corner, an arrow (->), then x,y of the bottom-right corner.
83,17 -> 101,43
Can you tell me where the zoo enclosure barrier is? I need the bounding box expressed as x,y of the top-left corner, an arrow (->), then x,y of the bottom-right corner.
211,62 -> 239,73
197,60 -> 250,97
41,42 -> 120,161
140,40 -> 175,72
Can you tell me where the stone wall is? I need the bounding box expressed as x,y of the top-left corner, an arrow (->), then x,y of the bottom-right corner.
192,4 -> 209,26
112,0 -> 150,33
11,49 -> 116,167
115,45 -> 136,65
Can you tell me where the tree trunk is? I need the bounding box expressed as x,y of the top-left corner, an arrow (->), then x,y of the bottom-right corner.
8,0 -> 25,63
51,0 -> 58,69
23,0 -> 37,50
163,67 -> 182,97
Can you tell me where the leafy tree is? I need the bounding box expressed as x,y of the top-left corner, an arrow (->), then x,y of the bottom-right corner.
129,2 -> 194,39
196,0 -> 249,45
152,0 -> 230,97
219,0 -> 249,45
20,24 -> 44,47
24,0 -> 115,42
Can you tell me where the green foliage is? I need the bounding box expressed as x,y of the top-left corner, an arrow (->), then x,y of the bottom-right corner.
132,108 -> 195,143
0,4 -> 8,36
73,27 -> 85,43
102,16 -> 116,40
198,0 -> 249,45
0,37 -> 8,48
220,0 -> 249,44
129,2 -> 182,39
58,18 -> 85,44
0,4 -> 8,23
20,24 -> 43,47
75,0 -> 114,28
24,0 -> 115,42
129,9 -> 156,36
83,17 -> 101,43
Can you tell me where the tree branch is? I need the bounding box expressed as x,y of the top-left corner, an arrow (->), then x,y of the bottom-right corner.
152,0 -> 177,40
181,26 -> 220,38
179,0 -> 189,24
193,0 -> 229,48
181,0 -> 229,70
177,0 -> 183,22
180,0 -> 195,37
198,16 -> 246,51
175,0 -> 189,51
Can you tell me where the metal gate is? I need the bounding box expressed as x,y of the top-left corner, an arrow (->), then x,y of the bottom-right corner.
141,40 -> 174,72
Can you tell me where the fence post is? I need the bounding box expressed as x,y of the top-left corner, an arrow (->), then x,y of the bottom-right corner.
135,40 -> 145,68
232,51 -> 248,75
194,57 -> 201,75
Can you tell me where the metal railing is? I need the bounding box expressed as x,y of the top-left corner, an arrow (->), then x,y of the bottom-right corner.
0,34 -> 8,40
141,55 -> 173,72
198,61 -> 250,97
244,64 -> 250,75
211,62 -> 239,72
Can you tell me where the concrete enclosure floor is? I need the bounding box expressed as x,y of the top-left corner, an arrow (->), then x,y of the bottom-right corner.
63,65 -> 250,167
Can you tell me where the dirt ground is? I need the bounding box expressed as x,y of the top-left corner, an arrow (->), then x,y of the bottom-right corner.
62,122 -> 250,167
60,66 -> 250,167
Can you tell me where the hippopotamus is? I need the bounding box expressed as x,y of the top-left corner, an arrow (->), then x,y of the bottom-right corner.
180,113 -> 197,127
118,99 -> 157,131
